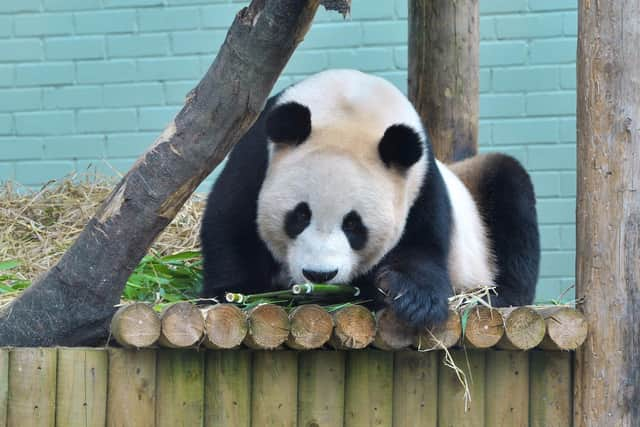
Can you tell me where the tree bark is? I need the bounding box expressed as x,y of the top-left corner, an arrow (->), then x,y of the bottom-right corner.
574,0 -> 640,425
0,0 -> 350,347
408,0 -> 479,163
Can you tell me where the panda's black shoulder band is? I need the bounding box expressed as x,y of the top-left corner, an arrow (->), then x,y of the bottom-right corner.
378,124 -> 424,170
265,101 -> 312,145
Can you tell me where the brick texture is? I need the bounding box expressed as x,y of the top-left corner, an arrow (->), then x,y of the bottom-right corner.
0,0 -> 578,301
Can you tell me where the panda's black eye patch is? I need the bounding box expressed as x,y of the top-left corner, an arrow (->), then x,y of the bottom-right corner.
342,210 -> 368,250
284,202 -> 311,238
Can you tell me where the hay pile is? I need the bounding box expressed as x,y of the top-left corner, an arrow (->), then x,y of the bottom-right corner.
0,171 -> 205,296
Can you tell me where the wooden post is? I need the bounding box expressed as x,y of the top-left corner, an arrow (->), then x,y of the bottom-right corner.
485,351 -> 529,427
0,349 -> 7,427
575,0 -> 640,425
251,351 -> 298,426
297,351 -> 346,427
408,0 -> 479,163
56,348 -> 108,427
392,351 -> 438,427
205,351 -> 251,427
530,352 -> 572,427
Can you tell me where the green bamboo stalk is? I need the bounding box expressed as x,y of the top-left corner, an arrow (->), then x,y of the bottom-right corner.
225,289 -> 294,304
291,283 -> 360,297
56,348 -> 108,427
156,350 -> 205,427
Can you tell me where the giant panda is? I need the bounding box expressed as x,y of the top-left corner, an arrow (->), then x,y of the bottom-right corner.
200,69 -> 540,328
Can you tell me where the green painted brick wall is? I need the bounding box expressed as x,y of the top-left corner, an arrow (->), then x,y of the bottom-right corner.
0,0 -> 578,302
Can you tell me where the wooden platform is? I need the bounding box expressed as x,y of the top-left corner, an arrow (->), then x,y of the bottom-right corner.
0,347 -> 573,427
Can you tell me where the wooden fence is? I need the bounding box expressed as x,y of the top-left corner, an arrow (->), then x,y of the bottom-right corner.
0,347 -> 573,427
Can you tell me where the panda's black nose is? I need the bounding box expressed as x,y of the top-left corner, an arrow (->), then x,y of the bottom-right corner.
302,269 -> 338,283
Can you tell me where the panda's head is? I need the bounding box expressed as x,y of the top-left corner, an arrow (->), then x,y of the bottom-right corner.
257,70 -> 428,285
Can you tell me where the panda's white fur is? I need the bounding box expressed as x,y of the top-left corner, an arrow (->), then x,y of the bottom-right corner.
256,69 -> 495,290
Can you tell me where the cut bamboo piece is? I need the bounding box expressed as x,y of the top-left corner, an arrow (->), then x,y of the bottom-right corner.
537,306 -> 588,350
205,351 -> 251,427
496,306 -> 546,350
414,308 -> 461,350
158,302 -> 205,348
486,351 -> 529,427
251,351 -> 298,426
298,351 -> 346,427
463,306 -> 504,348
437,350 -> 486,427
372,308 -> 414,350
344,350 -> 393,427
202,304 -> 248,349
110,303 -> 161,348
529,351 -> 572,427
286,304 -> 334,350
156,350 -> 204,427
56,348 -> 108,427
0,349 -> 7,427
392,351 -> 438,427
243,304 -> 290,350
330,305 -> 376,349
107,349 -> 156,427
7,348 -> 57,427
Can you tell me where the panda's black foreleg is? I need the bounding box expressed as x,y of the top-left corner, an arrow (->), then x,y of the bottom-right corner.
373,250 -> 453,329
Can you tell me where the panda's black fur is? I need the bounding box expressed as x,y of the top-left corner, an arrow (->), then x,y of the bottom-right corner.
200,72 -> 540,328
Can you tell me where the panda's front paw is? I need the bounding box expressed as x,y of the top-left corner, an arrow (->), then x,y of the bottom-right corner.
376,270 -> 450,329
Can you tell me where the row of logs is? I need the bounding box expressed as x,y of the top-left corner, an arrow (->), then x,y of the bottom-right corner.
110,302 -> 588,352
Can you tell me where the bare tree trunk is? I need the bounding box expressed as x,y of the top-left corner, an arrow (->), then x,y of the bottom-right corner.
408,0 -> 479,163
574,0 -> 640,425
0,0 -> 350,346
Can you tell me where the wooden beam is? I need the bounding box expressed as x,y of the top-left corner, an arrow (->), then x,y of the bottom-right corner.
575,0 -> 640,425
408,0 -> 480,163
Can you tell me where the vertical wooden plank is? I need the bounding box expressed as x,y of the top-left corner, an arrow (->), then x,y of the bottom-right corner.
56,348 -> 108,427
7,348 -> 57,427
156,350 -> 204,427
251,351 -> 298,427
392,351 -> 438,427
205,350 -> 251,427
0,349 -> 8,427
485,351 -> 529,427
530,351 -> 572,427
298,351 -> 345,427
344,350 -> 394,427
437,349 -> 485,427
107,348 -> 156,427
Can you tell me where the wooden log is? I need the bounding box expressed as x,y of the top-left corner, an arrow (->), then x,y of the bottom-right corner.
7,348 -> 57,427
286,304 -> 334,350
205,350 -> 251,427
344,350 -> 394,427
251,351 -> 298,427
414,308 -> 461,350
409,0 -> 479,163
392,351 -> 438,427
202,304 -> 248,349
496,306 -> 546,350
156,350 -> 205,427
109,303 -> 161,348
106,349 -> 156,427
372,308 -> 414,350
437,349 -> 485,427
243,304 -> 290,350
530,351 -> 572,427
0,349 -> 7,427
575,1 -> 640,424
462,306 -> 504,348
485,351 -> 529,427
158,301 -> 205,348
297,351 -> 346,427
537,307 -> 588,351
55,348 -> 108,427
329,305 -> 376,350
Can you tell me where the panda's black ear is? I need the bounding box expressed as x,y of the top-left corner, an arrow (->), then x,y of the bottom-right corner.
265,102 -> 312,146
378,124 -> 424,170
